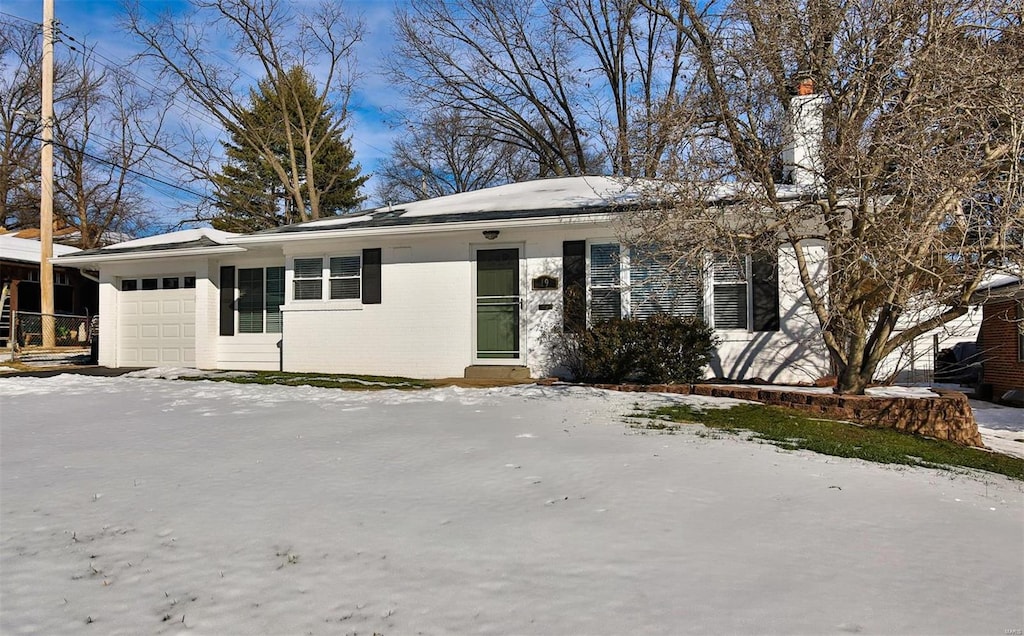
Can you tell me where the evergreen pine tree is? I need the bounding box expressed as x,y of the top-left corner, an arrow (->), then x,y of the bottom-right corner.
211,67 -> 366,232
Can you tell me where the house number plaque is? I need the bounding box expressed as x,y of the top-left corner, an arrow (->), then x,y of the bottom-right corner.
531,275 -> 559,290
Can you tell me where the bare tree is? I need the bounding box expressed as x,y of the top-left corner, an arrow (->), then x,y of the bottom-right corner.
389,0 -> 699,182
632,0 -> 1024,394
391,0 -> 591,177
376,110 -> 534,203
557,0 -> 692,177
123,0 -> 365,223
2,19 -> 156,246
52,53 -> 158,248
1,20 -> 44,229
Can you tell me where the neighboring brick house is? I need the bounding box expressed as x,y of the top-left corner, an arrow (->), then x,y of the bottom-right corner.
973,277 -> 1023,404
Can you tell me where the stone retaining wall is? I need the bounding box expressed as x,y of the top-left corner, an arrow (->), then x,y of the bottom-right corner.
559,382 -> 984,447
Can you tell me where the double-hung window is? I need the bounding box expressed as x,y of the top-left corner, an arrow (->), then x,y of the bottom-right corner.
292,255 -> 362,301
238,266 -> 285,333
712,255 -> 748,329
293,257 -> 325,301
710,253 -> 780,331
329,256 -> 361,300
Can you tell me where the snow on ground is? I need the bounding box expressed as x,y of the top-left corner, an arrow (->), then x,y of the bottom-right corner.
971,399 -> 1024,459
1,375 -> 1022,635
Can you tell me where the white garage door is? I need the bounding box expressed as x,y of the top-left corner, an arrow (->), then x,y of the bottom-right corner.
118,290 -> 196,366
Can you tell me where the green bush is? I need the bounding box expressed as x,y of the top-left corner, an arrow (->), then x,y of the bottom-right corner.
551,314 -> 718,384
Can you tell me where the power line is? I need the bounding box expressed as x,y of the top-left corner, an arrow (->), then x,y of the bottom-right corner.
12,130 -> 215,201
0,11 -> 38,26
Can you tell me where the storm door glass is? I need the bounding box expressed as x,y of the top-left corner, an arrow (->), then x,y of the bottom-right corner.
476,248 -> 520,359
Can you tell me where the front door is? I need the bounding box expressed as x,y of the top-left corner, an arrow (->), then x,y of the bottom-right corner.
475,247 -> 521,361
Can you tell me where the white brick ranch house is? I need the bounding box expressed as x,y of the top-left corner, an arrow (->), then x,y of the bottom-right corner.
54,176 -> 832,382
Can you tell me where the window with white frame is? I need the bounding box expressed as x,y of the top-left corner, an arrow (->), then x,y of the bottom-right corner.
585,242 -> 778,331
238,266 -> 284,333
588,242 -> 702,322
329,256 -> 361,300
629,246 -> 703,319
292,255 -> 362,301
712,254 -> 748,329
293,257 -> 324,300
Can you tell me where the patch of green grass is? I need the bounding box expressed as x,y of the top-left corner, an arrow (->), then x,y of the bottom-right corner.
180,371 -> 433,391
641,403 -> 1024,481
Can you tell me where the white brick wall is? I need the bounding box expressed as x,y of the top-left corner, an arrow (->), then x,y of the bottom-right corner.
282,236 -> 474,378
95,225 -> 832,382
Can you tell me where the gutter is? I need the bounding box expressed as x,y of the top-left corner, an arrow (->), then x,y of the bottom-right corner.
52,245 -> 247,266
228,212 -> 616,245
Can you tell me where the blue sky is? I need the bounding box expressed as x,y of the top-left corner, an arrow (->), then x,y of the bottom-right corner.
2,0 -> 407,226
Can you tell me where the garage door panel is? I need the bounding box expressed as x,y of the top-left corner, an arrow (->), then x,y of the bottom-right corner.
119,288 -> 196,367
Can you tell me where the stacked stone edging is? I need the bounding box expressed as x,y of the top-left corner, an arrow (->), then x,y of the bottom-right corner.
545,380 -> 983,447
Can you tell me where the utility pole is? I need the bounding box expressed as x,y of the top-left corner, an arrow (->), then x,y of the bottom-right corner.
40,0 -> 55,347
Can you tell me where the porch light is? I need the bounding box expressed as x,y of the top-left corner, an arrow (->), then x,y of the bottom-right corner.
483,230 -> 500,240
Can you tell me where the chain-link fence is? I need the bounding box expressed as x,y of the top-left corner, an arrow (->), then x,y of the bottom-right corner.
9,311 -> 93,363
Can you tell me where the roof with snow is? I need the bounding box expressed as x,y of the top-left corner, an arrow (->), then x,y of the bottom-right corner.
0,234 -> 81,265
253,176 -> 650,236
970,274 -> 1022,302
94,228 -> 240,255
54,176 -> 813,261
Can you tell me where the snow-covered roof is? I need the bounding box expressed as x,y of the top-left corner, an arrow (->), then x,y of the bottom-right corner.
384,176 -> 645,218
0,234 -> 81,265
55,176 -> 814,259
100,228 -> 237,250
971,274 -> 1022,303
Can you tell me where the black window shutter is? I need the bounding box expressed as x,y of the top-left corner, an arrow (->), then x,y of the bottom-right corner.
362,248 -> 382,304
751,252 -> 780,332
219,266 -> 235,336
563,241 -> 586,332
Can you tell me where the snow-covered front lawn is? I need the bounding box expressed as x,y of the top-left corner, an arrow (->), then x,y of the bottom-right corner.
2,375 -> 1021,635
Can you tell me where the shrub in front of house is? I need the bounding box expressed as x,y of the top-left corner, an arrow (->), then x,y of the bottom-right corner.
551,314 -> 718,384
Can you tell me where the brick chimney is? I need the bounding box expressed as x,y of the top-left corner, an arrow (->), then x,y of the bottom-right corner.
782,78 -> 824,190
